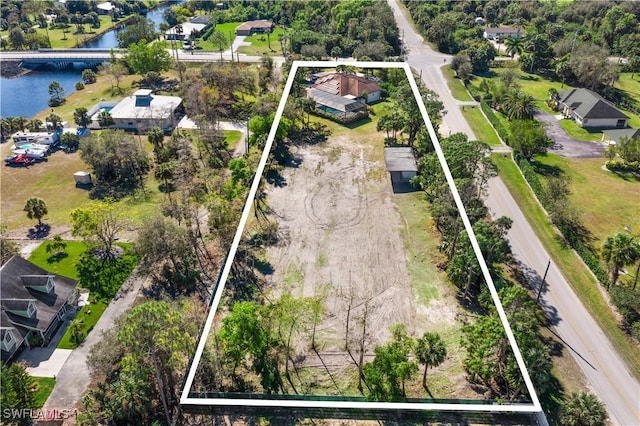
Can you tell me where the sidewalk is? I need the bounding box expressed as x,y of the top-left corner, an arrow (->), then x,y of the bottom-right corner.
42,269 -> 148,411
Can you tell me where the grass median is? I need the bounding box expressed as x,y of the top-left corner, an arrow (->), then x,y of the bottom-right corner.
492,153 -> 640,381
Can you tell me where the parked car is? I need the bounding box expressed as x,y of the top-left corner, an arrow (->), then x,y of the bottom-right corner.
5,154 -> 33,166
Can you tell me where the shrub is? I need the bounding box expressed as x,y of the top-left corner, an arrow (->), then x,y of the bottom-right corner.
75,82 -> 85,90
606,160 -> 640,174
480,100 -> 510,142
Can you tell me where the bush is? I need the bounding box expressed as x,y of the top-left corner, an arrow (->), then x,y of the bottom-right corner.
480,100 -> 510,142
606,160 -> 640,174
514,153 -> 547,205
610,286 -> 640,335
75,82 -> 85,90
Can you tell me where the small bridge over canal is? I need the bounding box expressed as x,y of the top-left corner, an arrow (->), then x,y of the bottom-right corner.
0,49 -> 124,69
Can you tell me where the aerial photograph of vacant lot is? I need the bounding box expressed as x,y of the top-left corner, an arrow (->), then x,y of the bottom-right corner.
191,67 -> 527,405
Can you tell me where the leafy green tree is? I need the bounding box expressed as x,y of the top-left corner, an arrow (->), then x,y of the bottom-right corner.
46,112 -> 62,130
81,68 -> 97,84
48,80 -> 65,107
602,232 -> 640,287
509,119 -> 553,161
9,27 -> 25,50
45,234 -> 67,256
209,30 -> 227,62
1,225 -> 19,266
73,107 -> 90,128
25,118 -> 43,132
465,40 -> 495,73
617,136 -> 640,163
23,197 -> 48,226
125,40 -> 172,75
116,16 -> 156,48
70,201 -> 125,259
415,332 -> 447,392
363,324 -> 418,401
521,33 -> 552,73
560,391 -> 607,426
568,44 -> 619,92
392,82 -> 444,146
1,363 -> 36,425
70,318 -> 85,344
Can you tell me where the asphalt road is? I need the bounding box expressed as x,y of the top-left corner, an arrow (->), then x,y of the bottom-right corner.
388,1 -> 640,424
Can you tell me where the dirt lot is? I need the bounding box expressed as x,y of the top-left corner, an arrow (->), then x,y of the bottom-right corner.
265,134 -> 420,348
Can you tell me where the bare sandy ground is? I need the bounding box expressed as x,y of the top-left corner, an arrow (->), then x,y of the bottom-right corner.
265,134 -> 422,353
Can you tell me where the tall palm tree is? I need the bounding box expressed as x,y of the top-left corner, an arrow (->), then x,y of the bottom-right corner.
560,391 -> 607,426
415,332 -> 447,392
505,91 -> 536,120
505,36 -> 523,58
23,197 -> 48,227
602,232 -> 640,287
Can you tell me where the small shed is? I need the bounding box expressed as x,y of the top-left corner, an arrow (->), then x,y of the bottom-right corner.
74,171 -> 92,185
384,147 -> 418,183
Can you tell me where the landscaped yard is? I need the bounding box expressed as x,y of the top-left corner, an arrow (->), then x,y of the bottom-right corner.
57,301 -> 108,349
28,241 -> 87,280
196,21 -> 240,52
557,119 -> 607,142
32,376 -> 56,408
237,26 -> 286,56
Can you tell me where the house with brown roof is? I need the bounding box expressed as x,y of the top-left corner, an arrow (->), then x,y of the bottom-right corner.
235,20 -> 274,36
310,72 -> 382,104
555,88 -> 629,128
1,256 -> 79,365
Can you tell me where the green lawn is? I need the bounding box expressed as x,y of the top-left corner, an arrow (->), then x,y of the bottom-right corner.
225,130 -> 243,151
462,106 -> 502,146
28,241 -> 86,280
491,153 -> 640,381
442,65 -> 473,101
32,377 -> 56,408
557,119 -> 604,142
57,301 -> 108,349
532,154 -> 639,243
196,21 -> 240,52
237,27 -> 286,56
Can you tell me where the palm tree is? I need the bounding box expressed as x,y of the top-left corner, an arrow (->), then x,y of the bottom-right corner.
523,33 -> 551,73
505,91 -> 536,120
414,332 -> 447,393
69,318 -> 84,345
23,197 -> 48,227
602,232 -> 640,287
505,36 -> 523,58
560,391 -> 607,426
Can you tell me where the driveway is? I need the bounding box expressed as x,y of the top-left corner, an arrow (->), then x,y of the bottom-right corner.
17,318 -> 72,378
535,109 -> 606,158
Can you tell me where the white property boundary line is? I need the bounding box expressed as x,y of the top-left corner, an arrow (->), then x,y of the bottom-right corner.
180,61 -> 542,415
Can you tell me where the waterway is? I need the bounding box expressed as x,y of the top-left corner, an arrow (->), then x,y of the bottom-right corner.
0,3 -> 174,119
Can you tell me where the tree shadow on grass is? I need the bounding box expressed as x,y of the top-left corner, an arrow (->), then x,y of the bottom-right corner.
531,160 -> 563,177
46,252 -> 69,264
27,224 -> 50,240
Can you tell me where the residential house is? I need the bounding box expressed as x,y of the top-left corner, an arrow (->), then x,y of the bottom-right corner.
1,256 -> 79,365
235,20 -> 274,36
108,89 -> 183,132
483,27 -> 523,40
383,147 -> 418,183
307,88 -> 367,119
310,72 -> 382,104
96,2 -> 115,15
165,19 -> 210,41
555,88 -> 629,128
602,128 -> 640,145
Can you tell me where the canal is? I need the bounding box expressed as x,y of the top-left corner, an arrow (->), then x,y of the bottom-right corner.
0,3 -> 174,119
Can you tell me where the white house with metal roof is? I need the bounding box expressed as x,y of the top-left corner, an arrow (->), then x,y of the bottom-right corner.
109,89 -> 183,132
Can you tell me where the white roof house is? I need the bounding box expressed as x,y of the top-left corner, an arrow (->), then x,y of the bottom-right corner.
165,22 -> 208,40
109,90 -> 183,132
97,2 -> 115,13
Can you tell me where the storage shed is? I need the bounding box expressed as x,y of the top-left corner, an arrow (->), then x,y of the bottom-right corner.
384,147 -> 418,183
73,171 -> 92,185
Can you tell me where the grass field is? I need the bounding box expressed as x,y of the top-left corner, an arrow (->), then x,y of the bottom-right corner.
57,301 -> 108,349
531,154 -> 639,242
32,377 -> 56,408
237,27 -> 286,56
557,119 -> 606,142
196,21 -> 240,52
462,105 -> 502,146
28,241 -> 87,280
442,65 -> 473,101
491,153 -> 640,381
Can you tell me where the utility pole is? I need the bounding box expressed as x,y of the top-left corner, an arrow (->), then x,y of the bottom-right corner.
536,259 -> 551,303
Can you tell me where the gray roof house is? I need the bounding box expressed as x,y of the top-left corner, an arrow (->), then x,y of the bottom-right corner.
307,88 -> 367,119
556,88 -> 629,128
602,128 -> 640,145
1,256 -> 78,365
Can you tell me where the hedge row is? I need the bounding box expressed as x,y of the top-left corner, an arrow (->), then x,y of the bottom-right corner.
514,153 -> 610,287
480,101 -> 510,143
606,160 -> 640,174
311,108 -> 368,124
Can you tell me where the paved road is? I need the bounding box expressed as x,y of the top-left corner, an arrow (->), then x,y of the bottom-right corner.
43,270 -> 147,411
389,1 -> 640,424
535,109 -> 606,158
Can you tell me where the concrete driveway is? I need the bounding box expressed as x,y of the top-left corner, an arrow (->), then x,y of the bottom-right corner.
17,311 -> 73,378
535,109 -> 606,158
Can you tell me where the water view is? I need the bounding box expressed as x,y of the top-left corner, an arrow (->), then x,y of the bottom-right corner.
0,2 -> 174,118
